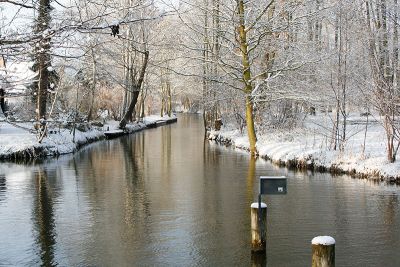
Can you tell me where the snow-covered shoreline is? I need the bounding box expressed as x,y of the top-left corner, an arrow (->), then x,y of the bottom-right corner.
208,116 -> 400,183
0,115 -> 177,160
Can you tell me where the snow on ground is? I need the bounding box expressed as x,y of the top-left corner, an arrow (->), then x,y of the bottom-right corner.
0,114 -> 177,159
143,114 -> 175,124
209,113 -> 400,181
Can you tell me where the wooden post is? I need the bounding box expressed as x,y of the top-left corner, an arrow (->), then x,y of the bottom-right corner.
251,202 -> 267,252
251,250 -> 266,267
311,236 -> 335,267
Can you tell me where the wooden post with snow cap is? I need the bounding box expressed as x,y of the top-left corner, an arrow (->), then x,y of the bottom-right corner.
251,202 -> 267,252
311,236 -> 335,267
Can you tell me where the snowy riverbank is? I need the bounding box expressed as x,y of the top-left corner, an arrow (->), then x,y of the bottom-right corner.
208,114 -> 400,183
0,115 -> 177,160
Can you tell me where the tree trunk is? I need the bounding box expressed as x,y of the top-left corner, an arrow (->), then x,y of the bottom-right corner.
393,0 -> 399,94
238,0 -> 257,155
211,0 -> 220,127
119,51 -> 149,129
202,0 -> 210,130
385,115 -> 394,162
140,90 -> 146,119
246,95 -> 257,154
338,2 -> 348,151
120,90 -> 140,128
307,1 -> 314,41
87,48 -> 96,121
35,0 -> 51,140
161,98 -> 165,117
315,0 -> 323,49
121,26 -> 132,119
167,81 -> 172,117
36,0 -> 51,124
0,88 -> 5,116
0,56 -> 6,116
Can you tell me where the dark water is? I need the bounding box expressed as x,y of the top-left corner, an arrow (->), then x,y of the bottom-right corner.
0,114 -> 399,266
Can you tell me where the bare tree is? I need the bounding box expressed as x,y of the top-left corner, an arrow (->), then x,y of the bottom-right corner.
35,0 -> 52,140
364,0 -> 400,162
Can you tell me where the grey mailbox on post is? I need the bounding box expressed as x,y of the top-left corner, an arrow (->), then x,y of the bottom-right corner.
260,176 -> 287,195
252,176 -> 287,252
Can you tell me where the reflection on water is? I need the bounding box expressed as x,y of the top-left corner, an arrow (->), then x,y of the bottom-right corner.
251,251 -> 267,267
247,156 -> 256,205
32,169 -> 56,266
0,174 -> 5,202
0,114 -> 399,266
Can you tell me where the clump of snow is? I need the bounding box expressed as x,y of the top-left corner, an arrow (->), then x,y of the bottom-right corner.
312,236 -> 336,246
110,19 -> 120,26
143,114 -> 176,124
105,129 -> 124,134
251,202 -> 267,208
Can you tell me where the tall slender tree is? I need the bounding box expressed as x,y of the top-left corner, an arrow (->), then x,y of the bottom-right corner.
35,0 -> 52,139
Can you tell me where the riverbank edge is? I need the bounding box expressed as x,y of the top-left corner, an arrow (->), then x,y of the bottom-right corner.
207,131 -> 400,184
0,116 -> 177,161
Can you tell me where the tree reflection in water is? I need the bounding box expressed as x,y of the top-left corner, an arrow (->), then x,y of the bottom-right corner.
0,174 -> 6,202
0,115 -> 399,266
32,169 -> 56,267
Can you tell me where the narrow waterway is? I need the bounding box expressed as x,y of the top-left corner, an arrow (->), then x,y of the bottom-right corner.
0,114 -> 399,266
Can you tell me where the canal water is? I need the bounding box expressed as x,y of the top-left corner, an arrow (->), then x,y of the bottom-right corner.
0,114 -> 399,266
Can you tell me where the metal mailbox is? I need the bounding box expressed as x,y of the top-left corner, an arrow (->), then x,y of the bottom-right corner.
260,176 -> 287,195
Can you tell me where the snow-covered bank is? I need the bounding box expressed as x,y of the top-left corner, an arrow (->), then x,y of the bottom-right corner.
208,115 -> 400,183
0,115 -> 177,160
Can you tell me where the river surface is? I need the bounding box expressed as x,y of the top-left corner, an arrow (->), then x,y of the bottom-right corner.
0,114 -> 399,266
